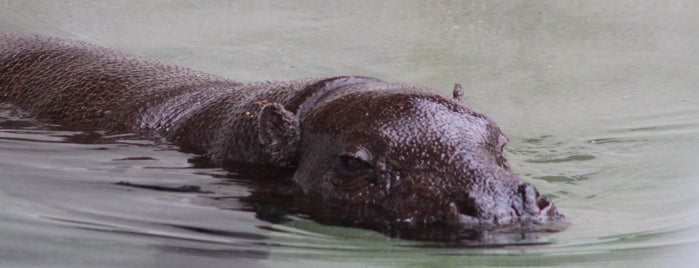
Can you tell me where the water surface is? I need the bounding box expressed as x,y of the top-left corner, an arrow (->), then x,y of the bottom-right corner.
1,1 -> 699,267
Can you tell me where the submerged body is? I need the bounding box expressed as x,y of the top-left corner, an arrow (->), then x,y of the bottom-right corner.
0,33 -> 564,240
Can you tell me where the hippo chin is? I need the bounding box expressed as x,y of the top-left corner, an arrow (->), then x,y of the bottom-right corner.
0,33 -> 566,241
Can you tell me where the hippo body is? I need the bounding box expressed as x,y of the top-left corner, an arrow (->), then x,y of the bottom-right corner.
0,33 -> 564,241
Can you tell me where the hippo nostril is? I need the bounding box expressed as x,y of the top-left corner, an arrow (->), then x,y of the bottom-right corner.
518,183 -> 562,220
536,195 -> 551,210
536,196 -> 561,218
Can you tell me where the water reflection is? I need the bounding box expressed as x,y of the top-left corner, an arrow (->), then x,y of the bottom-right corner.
1,0 -> 699,266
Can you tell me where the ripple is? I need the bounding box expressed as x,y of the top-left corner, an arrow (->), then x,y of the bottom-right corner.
527,154 -> 596,163
535,174 -> 591,184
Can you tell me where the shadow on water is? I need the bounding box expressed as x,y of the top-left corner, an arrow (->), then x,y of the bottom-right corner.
112,157 -> 568,245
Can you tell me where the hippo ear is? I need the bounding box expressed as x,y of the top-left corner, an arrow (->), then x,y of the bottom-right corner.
452,83 -> 464,103
257,103 -> 301,168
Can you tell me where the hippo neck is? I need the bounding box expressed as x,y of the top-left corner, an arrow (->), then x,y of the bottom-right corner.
287,76 -> 383,118
155,76 -> 384,164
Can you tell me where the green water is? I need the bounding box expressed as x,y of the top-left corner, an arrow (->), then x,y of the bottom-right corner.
1,1 -> 698,267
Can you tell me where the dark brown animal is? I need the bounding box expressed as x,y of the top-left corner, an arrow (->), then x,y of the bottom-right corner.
0,33 -> 564,241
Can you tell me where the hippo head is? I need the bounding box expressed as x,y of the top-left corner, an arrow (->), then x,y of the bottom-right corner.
256,77 -> 565,240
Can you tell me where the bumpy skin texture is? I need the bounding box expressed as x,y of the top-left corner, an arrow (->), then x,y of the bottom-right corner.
0,33 -> 564,239
0,33 -> 323,165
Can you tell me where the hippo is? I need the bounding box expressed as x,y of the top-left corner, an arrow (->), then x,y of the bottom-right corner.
0,33 -> 565,241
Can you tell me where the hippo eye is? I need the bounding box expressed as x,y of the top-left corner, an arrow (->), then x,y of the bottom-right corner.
336,154 -> 375,179
340,155 -> 370,169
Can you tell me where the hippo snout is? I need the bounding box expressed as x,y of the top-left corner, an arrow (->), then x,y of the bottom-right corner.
444,182 -> 562,228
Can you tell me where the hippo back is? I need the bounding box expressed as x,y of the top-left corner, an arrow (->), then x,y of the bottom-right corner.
0,33 -> 326,164
0,33 -> 245,131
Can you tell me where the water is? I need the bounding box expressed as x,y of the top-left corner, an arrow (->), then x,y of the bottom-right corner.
1,1 -> 699,267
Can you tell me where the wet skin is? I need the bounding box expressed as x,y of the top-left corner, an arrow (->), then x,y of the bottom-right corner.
0,33 -> 565,241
